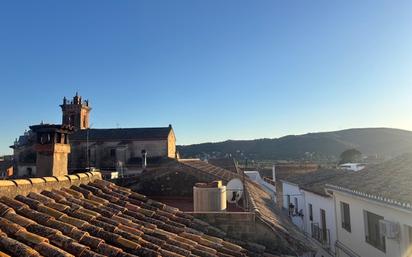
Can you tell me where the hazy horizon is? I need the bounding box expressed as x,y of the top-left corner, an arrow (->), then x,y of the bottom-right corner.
1,1 -> 411,155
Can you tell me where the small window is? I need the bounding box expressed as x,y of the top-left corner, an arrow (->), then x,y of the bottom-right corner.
364,210 -> 386,252
110,149 -> 116,158
341,202 -> 351,232
294,197 -> 299,214
286,195 -> 290,208
308,203 -> 313,221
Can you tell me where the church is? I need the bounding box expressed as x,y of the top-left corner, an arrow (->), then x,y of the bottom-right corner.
11,93 -> 176,177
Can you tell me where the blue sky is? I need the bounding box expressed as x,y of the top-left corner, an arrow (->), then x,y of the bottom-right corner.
0,1 -> 411,155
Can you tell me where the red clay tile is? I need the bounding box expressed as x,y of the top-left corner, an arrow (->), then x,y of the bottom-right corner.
0,234 -> 41,257
34,242 -> 74,257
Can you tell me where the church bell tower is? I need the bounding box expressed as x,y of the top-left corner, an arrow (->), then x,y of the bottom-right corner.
60,92 -> 91,130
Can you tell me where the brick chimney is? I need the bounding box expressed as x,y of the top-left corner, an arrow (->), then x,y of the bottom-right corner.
30,124 -> 74,177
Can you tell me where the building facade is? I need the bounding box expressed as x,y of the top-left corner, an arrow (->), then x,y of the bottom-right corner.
326,153 -> 412,257
11,93 -> 177,177
280,169 -> 351,257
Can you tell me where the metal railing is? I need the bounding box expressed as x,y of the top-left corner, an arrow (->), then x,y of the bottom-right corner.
311,223 -> 330,248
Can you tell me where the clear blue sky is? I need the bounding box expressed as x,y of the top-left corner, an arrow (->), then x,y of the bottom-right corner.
0,1 -> 411,155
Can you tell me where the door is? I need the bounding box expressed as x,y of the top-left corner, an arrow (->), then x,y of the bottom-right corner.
320,209 -> 327,241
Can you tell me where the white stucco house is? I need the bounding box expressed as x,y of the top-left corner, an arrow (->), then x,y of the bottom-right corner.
326,153 -> 412,257
339,163 -> 366,172
281,169 -> 349,257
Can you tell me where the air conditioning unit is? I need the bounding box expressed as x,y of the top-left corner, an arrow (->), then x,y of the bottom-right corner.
379,220 -> 400,239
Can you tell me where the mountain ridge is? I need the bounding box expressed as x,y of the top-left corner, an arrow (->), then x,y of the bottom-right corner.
177,127 -> 412,161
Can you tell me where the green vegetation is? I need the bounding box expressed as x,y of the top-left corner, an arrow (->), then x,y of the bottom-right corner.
339,149 -> 362,164
178,128 -> 412,162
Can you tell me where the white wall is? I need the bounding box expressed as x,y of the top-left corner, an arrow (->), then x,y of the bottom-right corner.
334,191 -> 412,257
304,190 -> 337,257
282,181 -> 305,229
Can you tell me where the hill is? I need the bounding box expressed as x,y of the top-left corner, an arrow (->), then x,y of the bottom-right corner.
177,128 -> 412,162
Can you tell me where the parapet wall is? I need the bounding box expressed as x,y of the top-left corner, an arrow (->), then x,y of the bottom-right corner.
0,171 -> 102,198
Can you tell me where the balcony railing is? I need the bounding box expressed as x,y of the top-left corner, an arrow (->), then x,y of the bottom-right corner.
311,223 -> 330,248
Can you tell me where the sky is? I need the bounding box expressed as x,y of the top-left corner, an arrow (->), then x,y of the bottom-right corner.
0,1 -> 411,155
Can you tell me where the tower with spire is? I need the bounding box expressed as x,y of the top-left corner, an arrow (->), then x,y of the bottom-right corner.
60,92 -> 91,130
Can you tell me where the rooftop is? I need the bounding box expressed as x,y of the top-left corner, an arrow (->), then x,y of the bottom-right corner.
207,158 -> 240,174
281,169 -> 350,196
0,172 -> 270,257
70,126 -> 173,141
327,153 -> 412,210
179,159 -> 315,254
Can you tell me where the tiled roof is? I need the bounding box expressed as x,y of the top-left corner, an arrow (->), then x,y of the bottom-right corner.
70,127 -> 172,141
0,177 -> 266,257
207,159 -> 240,174
281,169 -> 349,196
327,153 -> 412,209
179,159 -> 315,254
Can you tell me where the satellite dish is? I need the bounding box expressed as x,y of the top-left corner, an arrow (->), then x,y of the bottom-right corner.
226,178 -> 244,203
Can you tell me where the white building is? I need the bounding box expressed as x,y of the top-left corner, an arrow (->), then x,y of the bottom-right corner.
244,170 -> 276,202
326,154 -> 412,257
281,169 -> 350,257
339,163 -> 366,172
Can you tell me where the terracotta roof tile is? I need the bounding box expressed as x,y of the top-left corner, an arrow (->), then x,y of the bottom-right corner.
3,212 -> 36,228
94,241 -> 123,256
0,197 -> 29,211
0,232 -> 41,257
26,223 -> 61,238
0,178 -> 273,256
0,251 -> 11,257
34,242 -> 74,257
78,249 -> 105,257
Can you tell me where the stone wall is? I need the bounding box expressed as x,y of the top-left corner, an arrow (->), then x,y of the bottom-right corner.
0,171 -> 102,199
70,140 -> 169,170
191,211 -> 288,254
191,212 -> 256,240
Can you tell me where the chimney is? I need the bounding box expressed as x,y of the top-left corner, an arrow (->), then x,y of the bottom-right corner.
272,164 -> 276,182
193,180 -> 227,212
30,124 -> 73,177
141,149 -> 147,169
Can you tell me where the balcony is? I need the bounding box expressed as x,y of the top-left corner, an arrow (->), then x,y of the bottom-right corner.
311,223 -> 330,249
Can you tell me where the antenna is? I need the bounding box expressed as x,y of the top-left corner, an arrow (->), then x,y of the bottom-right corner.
226,178 -> 244,203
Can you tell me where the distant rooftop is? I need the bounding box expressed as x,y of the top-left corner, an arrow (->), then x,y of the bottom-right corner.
327,153 -> 412,209
281,169 -> 350,196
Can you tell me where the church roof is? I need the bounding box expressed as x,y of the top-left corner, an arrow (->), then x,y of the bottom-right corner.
0,173 -> 264,257
70,126 -> 173,142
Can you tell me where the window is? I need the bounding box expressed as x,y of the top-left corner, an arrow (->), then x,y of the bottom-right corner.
320,209 -> 327,240
110,149 -> 116,158
70,114 -> 75,126
340,202 -> 351,232
286,195 -> 290,208
364,210 -> 386,252
294,197 -> 299,214
308,203 -> 313,221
